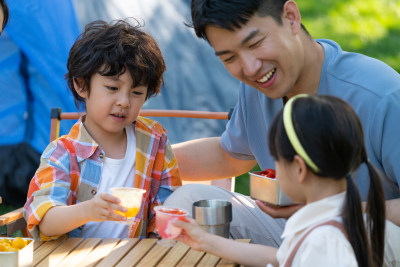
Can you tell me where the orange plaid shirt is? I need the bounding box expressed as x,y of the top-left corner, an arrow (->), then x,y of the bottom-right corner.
24,116 -> 181,240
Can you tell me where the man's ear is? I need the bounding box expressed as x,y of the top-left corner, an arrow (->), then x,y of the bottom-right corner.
283,0 -> 302,35
73,77 -> 87,98
293,155 -> 308,183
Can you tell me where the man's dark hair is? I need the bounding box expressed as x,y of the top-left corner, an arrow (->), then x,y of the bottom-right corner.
190,0 -> 309,42
66,19 -> 166,108
0,0 -> 9,31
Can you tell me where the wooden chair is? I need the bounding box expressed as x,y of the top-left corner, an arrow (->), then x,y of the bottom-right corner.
0,107 -> 233,237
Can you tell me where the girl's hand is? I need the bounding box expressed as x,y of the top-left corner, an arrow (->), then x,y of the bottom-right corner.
172,217 -> 211,251
86,192 -> 127,222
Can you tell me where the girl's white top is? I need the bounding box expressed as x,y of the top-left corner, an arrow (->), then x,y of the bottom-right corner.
276,192 -> 400,267
277,192 -> 357,266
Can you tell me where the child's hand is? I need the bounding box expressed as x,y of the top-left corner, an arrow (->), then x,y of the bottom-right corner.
172,217 -> 210,251
86,192 -> 127,222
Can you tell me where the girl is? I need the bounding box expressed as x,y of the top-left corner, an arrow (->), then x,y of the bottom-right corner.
173,94 -> 393,266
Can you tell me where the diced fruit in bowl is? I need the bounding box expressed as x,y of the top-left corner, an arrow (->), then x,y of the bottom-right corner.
0,237 -> 34,267
0,237 -> 30,252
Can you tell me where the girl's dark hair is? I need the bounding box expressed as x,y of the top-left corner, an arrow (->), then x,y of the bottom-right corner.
269,95 -> 385,267
1,0 -> 9,31
66,19 -> 166,109
189,0 -> 309,42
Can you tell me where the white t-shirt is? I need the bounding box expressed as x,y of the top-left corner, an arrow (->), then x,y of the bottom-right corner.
80,124 -> 136,238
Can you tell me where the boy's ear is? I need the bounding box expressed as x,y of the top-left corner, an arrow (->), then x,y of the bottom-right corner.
73,77 -> 87,98
283,0 -> 302,35
293,155 -> 308,183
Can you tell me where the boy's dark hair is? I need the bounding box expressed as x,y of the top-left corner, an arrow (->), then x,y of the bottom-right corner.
190,0 -> 309,42
269,95 -> 385,267
66,19 -> 166,108
1,0 -> 9,31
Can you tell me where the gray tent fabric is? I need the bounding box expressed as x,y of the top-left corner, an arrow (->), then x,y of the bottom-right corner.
72,0 -> 239,144
0,1 -> 239,205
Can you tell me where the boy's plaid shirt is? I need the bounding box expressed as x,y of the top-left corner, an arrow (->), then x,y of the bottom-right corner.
24,116 -> 182,240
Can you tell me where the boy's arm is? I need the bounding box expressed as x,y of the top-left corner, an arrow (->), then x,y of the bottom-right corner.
39,192 -> 126,237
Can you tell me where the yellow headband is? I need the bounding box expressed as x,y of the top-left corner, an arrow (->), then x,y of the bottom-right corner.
283,94 -> 319,173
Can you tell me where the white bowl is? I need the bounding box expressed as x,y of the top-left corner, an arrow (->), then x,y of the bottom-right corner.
249,171 -> 293,206
0,237 -> 34,267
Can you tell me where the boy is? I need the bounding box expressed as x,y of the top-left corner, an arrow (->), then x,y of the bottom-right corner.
24,19 -> 181,240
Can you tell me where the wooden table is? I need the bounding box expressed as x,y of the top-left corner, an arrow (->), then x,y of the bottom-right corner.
32,237 -> 250,266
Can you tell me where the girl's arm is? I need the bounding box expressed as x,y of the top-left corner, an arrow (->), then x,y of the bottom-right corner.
39,192 -> 126,237
173,217 -> 279,267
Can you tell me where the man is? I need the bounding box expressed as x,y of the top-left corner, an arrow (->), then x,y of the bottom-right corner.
165,0 -> 400,246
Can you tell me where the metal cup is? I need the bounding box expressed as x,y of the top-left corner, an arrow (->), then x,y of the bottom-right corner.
192,199 -> 232,238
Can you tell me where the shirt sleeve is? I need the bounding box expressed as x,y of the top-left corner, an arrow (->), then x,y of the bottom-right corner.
220,82 -> 256,160
292,227 -> 358,267
370,91 -> 400,194
23,139 -> 77,241
147,133 -> 182,234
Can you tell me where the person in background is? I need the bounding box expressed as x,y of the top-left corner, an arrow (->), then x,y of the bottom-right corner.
165,0 -> 400,246
0,0 -> 8,34
24,19 -> 181,240
174,95 -> 399,267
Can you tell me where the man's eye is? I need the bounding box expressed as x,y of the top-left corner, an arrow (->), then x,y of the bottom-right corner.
249,40 -> 262,49
106,86 -> 118,91
133,91 -> 144,95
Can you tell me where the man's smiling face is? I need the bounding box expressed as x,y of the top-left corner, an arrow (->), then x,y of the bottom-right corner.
205,14 -> 304,99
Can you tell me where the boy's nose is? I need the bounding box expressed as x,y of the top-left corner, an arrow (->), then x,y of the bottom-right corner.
117,94 -> 130,107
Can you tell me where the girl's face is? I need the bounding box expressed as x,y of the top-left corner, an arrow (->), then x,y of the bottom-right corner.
76,70 -> 147,140
275,158 -> 305,203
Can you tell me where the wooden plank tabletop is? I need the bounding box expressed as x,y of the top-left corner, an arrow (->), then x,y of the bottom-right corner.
32,237 -> 250,267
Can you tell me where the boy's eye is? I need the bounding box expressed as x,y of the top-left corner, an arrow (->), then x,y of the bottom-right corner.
133,91 -> 144,96
106,86 -> 118,91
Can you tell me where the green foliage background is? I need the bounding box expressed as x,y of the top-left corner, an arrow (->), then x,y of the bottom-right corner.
235,0 -> 400,195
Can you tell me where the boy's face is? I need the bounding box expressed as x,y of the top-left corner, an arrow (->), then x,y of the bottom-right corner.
205,11 -> 304,99
76,69 -> 147,139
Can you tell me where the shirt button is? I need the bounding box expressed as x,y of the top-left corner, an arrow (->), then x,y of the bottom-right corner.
99,153 -> 104,160
91,189 -> 97,195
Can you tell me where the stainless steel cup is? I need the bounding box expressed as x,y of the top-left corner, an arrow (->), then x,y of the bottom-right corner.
192,199 -> 232,238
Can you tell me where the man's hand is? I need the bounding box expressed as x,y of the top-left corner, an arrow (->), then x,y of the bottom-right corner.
255,200 -> 303,219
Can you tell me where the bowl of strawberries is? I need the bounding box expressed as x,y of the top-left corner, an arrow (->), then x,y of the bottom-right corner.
249,168 -> 293,206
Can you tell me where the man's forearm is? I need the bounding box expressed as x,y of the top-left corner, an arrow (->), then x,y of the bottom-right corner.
172,137 -> 256,181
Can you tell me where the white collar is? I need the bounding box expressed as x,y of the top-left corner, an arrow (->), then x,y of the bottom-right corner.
281,192 -> 346,239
